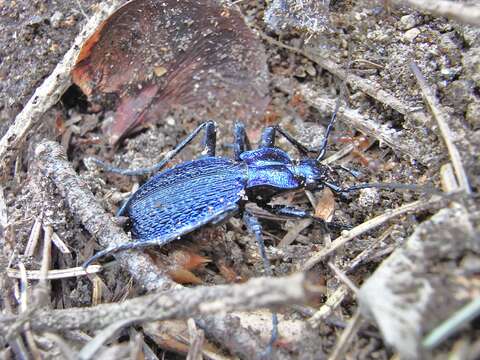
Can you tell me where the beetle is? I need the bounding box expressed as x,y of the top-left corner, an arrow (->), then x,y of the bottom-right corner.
83,110 -> 407,352
83,110 -> 372,266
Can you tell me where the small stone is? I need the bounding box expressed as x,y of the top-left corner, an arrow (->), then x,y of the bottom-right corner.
398,14 -> 420,31
305,63 -> 317,77
50,11 -> 63,28
403,28 -> 420,42
153,65 -> 167,77
358,188 -> 380,208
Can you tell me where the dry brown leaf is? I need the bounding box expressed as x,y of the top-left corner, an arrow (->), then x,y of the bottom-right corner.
72,0 -> 269,144
314,187 -> 335,222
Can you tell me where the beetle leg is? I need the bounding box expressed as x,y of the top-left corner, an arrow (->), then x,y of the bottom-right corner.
259,126 -> 276,148
201,121 -> 216,157
243,210 -> 279,354
264,204 -> 312,219
263,204 -> 351,231
91,121 -> 216,176
233,121 -> 251,160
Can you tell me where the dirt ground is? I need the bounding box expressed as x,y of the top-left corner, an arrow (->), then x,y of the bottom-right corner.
1,0 -> 479,359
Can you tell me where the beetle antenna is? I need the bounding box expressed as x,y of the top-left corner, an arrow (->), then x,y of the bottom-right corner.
317,97 -> 341,162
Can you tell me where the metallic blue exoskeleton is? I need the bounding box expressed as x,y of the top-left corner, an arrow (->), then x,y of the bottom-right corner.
83,116 -> 359,266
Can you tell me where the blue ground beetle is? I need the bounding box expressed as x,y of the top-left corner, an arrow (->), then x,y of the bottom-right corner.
84,112 -> 374,266
84,111 -> 394,352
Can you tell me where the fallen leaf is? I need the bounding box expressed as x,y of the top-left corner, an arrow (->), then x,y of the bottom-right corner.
72,0 -> 269,144
314,187 -> 335,222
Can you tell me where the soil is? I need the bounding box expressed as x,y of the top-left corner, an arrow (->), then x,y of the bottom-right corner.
1,0 -> 479,359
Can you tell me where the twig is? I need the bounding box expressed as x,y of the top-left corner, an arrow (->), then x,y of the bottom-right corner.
302,196 -> 446,271
2,273 -> 310,333
187,318 -> 204,360
410,63 -> 471,194
344,226 -> 394,272
18,263 -> 42,360
50,230 -> 72,254
328,310 -> 363,360
328,263 -> 359,295
440,163 -> 459,193
78,317 -> 144,360
7,265 -> 102,280
423,297 -> 480,350
0,1 -> 121,171
392,0 -> 480,27
308,286 -> 348,328
25,217 -> 43,257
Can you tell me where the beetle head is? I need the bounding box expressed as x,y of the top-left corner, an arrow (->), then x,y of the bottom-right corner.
290,158 -> 331,190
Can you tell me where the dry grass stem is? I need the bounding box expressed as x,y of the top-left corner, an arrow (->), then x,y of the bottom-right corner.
187,318 -> 205,360
308,286 -> 349,328
302,197 -> 445,271
344,227 -> 394,272
25,217 -> 42,257
50,230 -> 72,254
410,62 -> 472,194
393,0 -> 480,26
328,263 -> 359,294
7,266 -> 102,280
328,310 -> 363,360
78,317 -> 144,360
423,298 -> 480,350
440,163 -> 459,193
0,1 -> 121,171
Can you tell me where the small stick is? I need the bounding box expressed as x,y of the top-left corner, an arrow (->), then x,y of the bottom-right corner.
440,163 -> 459,193
7,265 -> 102,280
302,196 -> 445,271
18,263 -> 42,360
25,217 -> 43,257
410,62 -> 471,194
187,318 -> 205,360
78,317 -> 144,360
0,1 -> 121,171
344,226 -> 394,272
2,273 -> 310,333
50,230 -> 72,254
328,310 -> 363,360
392,0 -> 480,27
308,286 -> 349,328
328,262 -> 359,295
423,297 -> 480,350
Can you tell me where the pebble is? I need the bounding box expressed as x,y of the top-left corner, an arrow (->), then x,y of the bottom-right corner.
50,11 -> 63,28
398,14 -> 420,31
403,28 -> 420,42
358,188 -> 380,208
